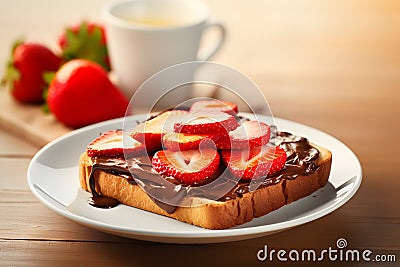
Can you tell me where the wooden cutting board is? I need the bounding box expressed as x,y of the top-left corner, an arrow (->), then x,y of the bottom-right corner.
0,88 -> 71,147
0,86 -> 175,148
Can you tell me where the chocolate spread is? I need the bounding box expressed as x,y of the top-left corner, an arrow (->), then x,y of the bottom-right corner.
87,131 -> 320,213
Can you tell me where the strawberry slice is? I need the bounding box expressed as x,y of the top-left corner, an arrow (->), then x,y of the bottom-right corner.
162,133 -> 216,151
152,148 -> 220,185
216,121 -> 271,150
174,111 -> 237,137
87,130 -> 145,157
189,100 -> 238,115
221,145 -> 287,180
130,110 -> 188,152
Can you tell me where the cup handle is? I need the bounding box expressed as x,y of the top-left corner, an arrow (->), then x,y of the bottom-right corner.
197,19 -> 226,61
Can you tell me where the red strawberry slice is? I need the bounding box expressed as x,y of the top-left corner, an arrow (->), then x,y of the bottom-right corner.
174,111 -> 238,137
216,121 -> 271,150
189,100 -> 238,115
221,145 -> 287,180
87,130 -> 146,157
152,148 -> 220,185
130,110 -> 188,152
162,133 -> 217,151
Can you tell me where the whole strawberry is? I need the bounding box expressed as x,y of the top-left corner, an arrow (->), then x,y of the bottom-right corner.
1,40 -> 62,104
58,22 -> 110,71
47,59 -> 128,128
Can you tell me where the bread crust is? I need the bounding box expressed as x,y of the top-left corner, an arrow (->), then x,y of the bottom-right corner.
79,144 -> 332,229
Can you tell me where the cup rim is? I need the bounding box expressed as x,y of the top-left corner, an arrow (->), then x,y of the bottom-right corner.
103,0 -> 210,31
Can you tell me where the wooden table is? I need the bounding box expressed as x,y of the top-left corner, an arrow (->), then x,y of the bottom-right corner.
0,1 -> 399,266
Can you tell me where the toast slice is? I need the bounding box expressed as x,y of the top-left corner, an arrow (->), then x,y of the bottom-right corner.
78,142 -> 332,230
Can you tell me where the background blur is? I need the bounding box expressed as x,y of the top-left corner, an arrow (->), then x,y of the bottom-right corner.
2,0 -> 399,77
2,0 -> 400,75
2,0 -> 398,162
0,0 -> 399,266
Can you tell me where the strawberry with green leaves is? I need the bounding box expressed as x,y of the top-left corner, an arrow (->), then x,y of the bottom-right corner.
58,22 -> 110,71
1,40 -> 62,104
47,59 -> 128,128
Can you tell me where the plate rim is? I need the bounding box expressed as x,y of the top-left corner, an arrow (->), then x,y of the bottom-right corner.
27,115 -> 362,242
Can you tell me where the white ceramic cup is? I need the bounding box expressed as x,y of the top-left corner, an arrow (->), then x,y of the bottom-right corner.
103,0 -> 226,105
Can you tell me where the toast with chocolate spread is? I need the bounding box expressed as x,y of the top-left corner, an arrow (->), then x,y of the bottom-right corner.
78,101 -> 332,229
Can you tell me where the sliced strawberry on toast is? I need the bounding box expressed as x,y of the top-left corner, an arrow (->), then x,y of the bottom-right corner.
162,133 -> 217,151
221,145 -> 287,180
87,130 -> 145,157
130,110 -> 188,152
189,100 -> 238,115
152,148 -> 220,185
174,111 -> 238,137
216,121 -> 271,150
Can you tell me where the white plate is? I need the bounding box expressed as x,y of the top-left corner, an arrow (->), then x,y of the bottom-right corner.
27,114 -> 362,244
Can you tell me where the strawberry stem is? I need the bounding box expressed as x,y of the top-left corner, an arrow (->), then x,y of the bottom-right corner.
41,71 -> 55,113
